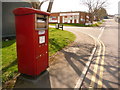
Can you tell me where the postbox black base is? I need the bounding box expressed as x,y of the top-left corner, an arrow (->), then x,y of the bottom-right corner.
20,70 -> 47,80
14,70 -> 51,88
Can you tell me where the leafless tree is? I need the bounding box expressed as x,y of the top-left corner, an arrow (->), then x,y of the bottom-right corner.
80,0 -> 108,21
29,0 -> 54,12
96,8 -> 108,20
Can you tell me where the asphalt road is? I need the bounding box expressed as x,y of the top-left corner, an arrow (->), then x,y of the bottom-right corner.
63,19 -> 119,88
100,19 -> 119,88
80,19 -> 119,88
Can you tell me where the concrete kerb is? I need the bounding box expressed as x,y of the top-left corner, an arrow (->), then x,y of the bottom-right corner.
74,31 -> 97,89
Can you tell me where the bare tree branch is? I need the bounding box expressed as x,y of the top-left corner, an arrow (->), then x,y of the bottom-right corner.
29,0 -> 49,9
81,0 -> 108,21
38,0 -> 49,9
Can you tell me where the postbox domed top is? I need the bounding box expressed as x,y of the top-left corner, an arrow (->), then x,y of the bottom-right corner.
13,7 -> 50,16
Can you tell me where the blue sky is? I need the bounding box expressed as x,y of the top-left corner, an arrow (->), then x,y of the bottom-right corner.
41,0 -> 120,15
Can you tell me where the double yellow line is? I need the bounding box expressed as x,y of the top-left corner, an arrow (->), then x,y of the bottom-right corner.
89,27 -> 105,88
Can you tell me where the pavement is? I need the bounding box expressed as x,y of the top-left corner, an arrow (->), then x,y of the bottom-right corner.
13,25 -> 95,88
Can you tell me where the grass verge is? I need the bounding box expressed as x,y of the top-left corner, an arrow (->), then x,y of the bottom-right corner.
2,28 -> 76,84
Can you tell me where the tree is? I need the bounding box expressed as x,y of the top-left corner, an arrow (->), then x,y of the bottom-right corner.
29,0 -> 54,12
80,0 -> 108,22
96,8 -> 108,20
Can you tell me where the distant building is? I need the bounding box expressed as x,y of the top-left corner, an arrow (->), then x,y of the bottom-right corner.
49,11 -> 93,25
2,2 -> 32,38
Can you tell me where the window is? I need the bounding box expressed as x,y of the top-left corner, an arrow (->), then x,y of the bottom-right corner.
50,16 -> 57,19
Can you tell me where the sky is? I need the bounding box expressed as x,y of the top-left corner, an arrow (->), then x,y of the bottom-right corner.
41,0 -> 120,15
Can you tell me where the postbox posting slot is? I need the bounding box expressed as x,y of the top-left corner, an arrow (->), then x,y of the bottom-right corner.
35,14 -> 48,30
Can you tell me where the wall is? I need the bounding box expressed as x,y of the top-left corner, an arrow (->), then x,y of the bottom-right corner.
2,2 -> 32,38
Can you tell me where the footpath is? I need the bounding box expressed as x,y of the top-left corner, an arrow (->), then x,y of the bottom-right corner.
13,28 -> 95,89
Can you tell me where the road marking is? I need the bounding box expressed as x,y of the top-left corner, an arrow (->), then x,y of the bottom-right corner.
74,32 -> 97,90
98,27 -> 105,39
97,40 -> 105,88
89,27 -> 105,88
89,39 -> 102,88
74,27 -> 105,89
97,27 -> 105,88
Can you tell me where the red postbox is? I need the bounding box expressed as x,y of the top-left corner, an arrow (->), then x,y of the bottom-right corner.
13,8 -> 50,76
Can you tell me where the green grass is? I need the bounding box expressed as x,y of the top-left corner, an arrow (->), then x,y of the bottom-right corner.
2,39 -> 17,84
102,20 -> 105,22
50,23 -> 87,27
2,28 -> 76,84
49,28 -> 76,56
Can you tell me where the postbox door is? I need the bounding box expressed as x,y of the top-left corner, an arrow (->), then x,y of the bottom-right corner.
34,33 -> 49,74
34,14 -> 49,75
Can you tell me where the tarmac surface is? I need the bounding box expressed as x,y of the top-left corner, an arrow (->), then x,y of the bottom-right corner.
80,19 -> 119,88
